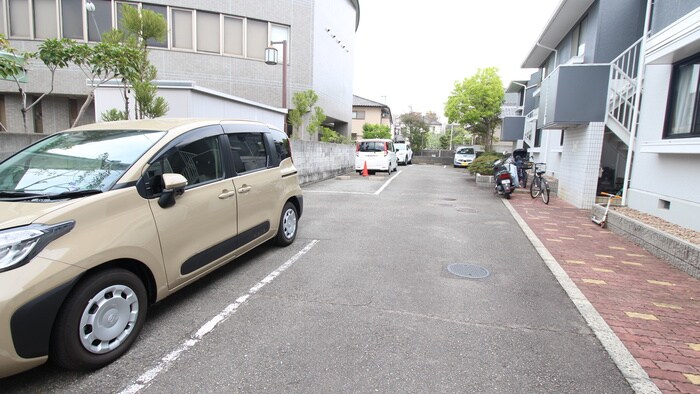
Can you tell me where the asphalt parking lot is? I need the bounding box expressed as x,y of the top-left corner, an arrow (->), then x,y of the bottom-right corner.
2,165 -> 634,393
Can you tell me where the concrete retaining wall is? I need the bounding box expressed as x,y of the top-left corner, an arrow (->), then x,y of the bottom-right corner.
290,140 -> 355,185
591,204 -> 700,279
0,133 -> 47,161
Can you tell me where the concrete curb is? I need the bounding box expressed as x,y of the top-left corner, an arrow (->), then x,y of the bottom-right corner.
591,204 -> 700,279
503,200 -> 660,394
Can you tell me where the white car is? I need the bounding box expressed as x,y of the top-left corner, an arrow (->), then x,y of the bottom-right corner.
395,142 -> 413,165
453,146 -> 477,168
355,139 -> 398,174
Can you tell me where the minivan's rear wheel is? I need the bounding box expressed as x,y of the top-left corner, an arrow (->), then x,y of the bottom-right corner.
51,269 -> 147,371
274,202 -> 298,246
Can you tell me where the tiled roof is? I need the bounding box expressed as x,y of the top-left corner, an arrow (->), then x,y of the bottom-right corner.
353,95 -> 386,107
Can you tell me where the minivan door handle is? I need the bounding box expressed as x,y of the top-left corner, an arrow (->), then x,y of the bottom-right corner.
237,185 -> 252,194
218,189 -> 236,199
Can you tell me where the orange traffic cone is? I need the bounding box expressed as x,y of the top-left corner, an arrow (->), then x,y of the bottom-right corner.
362,161 -> 369,177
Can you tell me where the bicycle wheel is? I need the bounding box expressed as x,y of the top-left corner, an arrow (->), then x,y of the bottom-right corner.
530,177 -> 541,198
541,180 -> 550,204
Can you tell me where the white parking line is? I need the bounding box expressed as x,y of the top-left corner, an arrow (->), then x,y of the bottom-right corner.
118,240 -> 320,394
374,170 -> 402,195
303,170 -> 402,196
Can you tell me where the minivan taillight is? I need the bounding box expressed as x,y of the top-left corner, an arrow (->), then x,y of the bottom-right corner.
383,142 -> 388,156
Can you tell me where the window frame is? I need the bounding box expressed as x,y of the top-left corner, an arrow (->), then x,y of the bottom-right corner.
664,52 -> 700,139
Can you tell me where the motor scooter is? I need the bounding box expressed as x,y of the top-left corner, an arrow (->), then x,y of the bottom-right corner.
493,157 -> 515,199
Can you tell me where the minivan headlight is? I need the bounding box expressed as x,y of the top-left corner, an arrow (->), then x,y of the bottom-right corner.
0,221 -> 75,273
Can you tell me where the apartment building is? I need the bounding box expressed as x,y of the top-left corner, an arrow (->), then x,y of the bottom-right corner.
351,95 -> 392,140
0,0 -> 359,138
503,0 -> 700,231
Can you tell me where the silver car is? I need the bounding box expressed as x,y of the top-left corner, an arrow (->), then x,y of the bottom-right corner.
453,147 -> 477,168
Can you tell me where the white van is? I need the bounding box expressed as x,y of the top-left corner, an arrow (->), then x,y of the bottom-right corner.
355,139 -> 398,174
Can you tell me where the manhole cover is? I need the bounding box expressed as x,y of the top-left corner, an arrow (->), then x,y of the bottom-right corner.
447,264 -> 490,279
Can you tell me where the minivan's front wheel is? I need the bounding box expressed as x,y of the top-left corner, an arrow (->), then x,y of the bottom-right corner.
274,202 -> 298,246
51,269 -> 147,371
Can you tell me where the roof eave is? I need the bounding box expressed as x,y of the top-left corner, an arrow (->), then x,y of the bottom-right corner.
521,0 -> 595,68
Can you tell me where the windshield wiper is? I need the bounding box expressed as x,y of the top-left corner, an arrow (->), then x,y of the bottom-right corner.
0,189 -> 103,201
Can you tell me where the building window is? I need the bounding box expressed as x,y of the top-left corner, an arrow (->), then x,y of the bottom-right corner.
246,19 -> 267,60
34,0 -> 58,39
571,16 -> 586,58
9,0 -> 31,38
61,0 -> 83,39
172,8 -> 193,50
142,4 -> 167,48
223,16 -> 243,56
0,0 -> 6,35
270,23 -> 289,63
87,0 -> 113,42
353,111 -> 365,120
197,11 -> 220,53
665,53 -> 700,139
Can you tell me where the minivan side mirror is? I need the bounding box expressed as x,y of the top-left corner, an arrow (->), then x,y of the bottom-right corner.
158,173 -> 188,208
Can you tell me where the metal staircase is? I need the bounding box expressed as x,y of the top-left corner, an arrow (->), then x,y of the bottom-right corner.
606,38 -> 643,146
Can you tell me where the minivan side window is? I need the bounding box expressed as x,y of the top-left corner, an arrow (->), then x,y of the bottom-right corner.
270,129 -> 291,162
228,133 -> 268,174
146,135 -> 223,194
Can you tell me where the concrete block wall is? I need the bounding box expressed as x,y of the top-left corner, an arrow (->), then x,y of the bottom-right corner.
557,122 -> 605,209
0,133 -> 47,161
290,140 -> 355,185
592,204 -> 700,279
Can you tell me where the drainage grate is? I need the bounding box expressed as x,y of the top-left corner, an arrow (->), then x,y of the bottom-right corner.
447,264 -> 490,279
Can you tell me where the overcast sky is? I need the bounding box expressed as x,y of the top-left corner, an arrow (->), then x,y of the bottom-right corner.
352,0 -> 562,121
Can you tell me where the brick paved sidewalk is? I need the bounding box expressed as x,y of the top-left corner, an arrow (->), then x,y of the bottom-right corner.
507,192 -> 700,394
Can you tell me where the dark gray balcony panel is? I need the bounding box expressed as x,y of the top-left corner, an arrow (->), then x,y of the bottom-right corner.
502,116 -> 526,141
538,64 -> 610,130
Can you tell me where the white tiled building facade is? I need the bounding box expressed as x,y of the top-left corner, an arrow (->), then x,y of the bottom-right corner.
0,0 -> 359,137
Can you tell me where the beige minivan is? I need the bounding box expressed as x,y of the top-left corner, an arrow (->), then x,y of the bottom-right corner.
0,119 -> 303,378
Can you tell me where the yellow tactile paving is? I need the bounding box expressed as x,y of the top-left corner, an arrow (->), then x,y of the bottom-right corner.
647,280 -> 676,287
621,261 -> 643,266
688,343 -> 700,352
593,268 -> 614,273
653,302 -> 683,310
609,246 -> 627,250
595,254 -> 614,259
582,279 -> 607,285
684,373 -> 700,385
625,312 -> 659,321
566,260 -> 586,265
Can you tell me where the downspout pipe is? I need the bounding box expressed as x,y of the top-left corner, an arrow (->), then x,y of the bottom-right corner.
621,0 -> 652,206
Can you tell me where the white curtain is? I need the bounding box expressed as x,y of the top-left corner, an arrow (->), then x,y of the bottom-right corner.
669,64 -> 699,136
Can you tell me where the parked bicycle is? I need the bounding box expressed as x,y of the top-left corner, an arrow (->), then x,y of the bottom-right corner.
530,163 -> 550,204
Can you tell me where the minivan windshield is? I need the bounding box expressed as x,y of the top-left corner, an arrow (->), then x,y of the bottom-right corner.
358,141 -> 386,152
0,129 -> 165,196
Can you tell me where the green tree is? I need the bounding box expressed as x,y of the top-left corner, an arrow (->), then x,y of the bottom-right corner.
107,4 -> 168,119
289,90 -> 318,139
400,112 -> 429,152
68,41 -> 139,127
362,124 -> 391,139
320,126 -> 350,143
444,67 -> 504,152
0,36 -> 73,132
